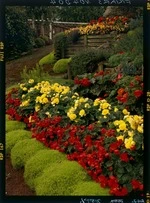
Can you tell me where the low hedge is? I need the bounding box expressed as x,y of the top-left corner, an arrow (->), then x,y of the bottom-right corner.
6,121 -> 26,133
53,58 -> 71,74
71,181 -> 110,196
35,160 -> 91,195
24,149 -> 66,190
34,37 -> 45,48
6,129 -> 32,154
39,51 -> 56,66
11,138 -> 45,169
70,48 -> 111,78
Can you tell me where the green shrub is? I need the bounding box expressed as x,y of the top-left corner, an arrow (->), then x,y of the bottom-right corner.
11,138 -> 45,169
39,51 -> 56,66
6,121 -> 26,133
53,32 -> 68,60
24,149 -> 66,190
5,7 -> 34,60
20,64 -> 50,83
108,52 -> 132,67
67,29 -> 80,44
35,160 -> 91,195
129,16 -> 143,30
6,129 -> 32,154
71,181 -> 110,196
113,26 -> 143,56
70,48 -> 110,78
40,35 -> 50,45
53,58 -> 71,74
34,37 -> 45,48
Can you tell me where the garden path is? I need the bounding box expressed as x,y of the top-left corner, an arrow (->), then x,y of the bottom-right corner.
5,45 -> 53,196
6,45 -> 53,88
5,156 -> 35,196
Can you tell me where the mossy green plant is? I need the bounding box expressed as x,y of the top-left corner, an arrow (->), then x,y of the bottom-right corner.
6,121 -> 26,133
6,129 -> 32,154
39,51 -> 56,66
35,160 -> 91,195
53,58 -> 71,74
71,181 -> 110,196
11,138 -> 45,169
24,149 -> 66,190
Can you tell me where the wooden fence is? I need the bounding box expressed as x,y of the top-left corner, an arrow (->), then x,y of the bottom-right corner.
66,33 -> 116,58
28,19 -> 87,40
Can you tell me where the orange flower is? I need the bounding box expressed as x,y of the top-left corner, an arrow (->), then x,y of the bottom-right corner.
117,88 -> 125,95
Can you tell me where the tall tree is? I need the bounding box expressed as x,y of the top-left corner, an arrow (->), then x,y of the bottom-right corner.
56,6 -> 105,22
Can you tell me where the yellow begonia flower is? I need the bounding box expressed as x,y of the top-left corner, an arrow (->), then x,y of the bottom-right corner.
23,87 -> 27,91
22,94 -> 25,99
28,87 -> 35,92
119,121 -> 127,131
67,113 -> 77,121
28,79 -> 34,84
124,137 -> 135,149
122,109 -> 129,115
51,97 -> 59,105
74,100 -> 79,108
79,97 -> 86,103
117,135 -> 124,141
42,97 -> 49,104
133,115 -> 141,123
68,107 -> 76,113
20,99 -> 30,107
20,83 -> 25,89
35,105 -> 40,112
100,102 -> 110,109
45,112 -> 51,118
79,109 -> 86,117
93,99 -> 100,106
130,122 -> 136,130
85,103 -> 90,108
137,125 -> 143,133
61,87 -> 70,94
114,120 -> 120,126
128,131 -> 134,137
114,107 -> 118,112
102,109 -> 109,116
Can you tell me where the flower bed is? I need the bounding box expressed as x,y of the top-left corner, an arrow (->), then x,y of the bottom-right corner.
6,72 -> 143,196
65,16 -> 129,36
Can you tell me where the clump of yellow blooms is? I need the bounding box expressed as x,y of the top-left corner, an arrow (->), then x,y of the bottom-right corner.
93,99 -> 111,118
20,80 -> 71,109
66,96 -> 89,121
114,109 -> 143,150
20,99 -> 30,107
18,80 -> 143,152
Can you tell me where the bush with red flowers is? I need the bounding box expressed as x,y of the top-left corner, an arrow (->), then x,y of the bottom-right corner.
73,72 -> 143,115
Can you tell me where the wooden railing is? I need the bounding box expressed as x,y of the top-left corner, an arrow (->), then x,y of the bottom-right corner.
66,33 -> 117,58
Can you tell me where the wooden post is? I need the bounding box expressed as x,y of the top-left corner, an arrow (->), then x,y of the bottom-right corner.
84,35 -> 88,47
49,22 -> 53,40
67,64 -> 72,79
40,15 -> 45,36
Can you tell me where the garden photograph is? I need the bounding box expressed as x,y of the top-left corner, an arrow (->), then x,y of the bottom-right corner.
5,5 -> 144,197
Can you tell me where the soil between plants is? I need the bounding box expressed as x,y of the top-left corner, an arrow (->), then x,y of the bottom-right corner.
5,156 -> 35,196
